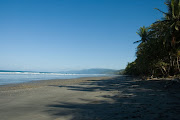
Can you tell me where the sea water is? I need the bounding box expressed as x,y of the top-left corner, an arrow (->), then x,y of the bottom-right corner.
0,72 -> 108,85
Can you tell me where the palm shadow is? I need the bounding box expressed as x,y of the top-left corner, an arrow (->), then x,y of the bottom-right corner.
46,76 -> 180,120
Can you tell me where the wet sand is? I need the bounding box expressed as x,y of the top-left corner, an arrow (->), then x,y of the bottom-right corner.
0,76 -> 180,120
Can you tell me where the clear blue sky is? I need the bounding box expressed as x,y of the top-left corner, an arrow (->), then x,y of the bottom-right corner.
0,0 -> 166,71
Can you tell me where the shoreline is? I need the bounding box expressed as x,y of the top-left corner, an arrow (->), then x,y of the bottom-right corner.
0,74 -> 117,86
0,76 -> 116,91
0,76 -> 180,120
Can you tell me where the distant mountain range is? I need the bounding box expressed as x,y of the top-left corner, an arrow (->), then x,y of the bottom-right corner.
59,68 -> 122,74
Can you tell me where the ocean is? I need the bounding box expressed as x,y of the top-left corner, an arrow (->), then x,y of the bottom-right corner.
0,71 -> 108,85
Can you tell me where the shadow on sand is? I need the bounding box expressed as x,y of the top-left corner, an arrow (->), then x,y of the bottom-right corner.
46,76 -> 180,120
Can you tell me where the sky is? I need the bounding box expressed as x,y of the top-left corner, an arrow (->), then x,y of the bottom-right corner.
0,0 -> 167,72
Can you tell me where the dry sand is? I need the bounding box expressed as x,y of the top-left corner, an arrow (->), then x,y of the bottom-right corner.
0,76 -> 180,120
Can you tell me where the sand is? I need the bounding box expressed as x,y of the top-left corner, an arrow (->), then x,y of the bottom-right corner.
0,76 -> 180,120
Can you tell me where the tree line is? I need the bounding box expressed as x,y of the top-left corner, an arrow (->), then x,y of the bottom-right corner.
124,0 -> 180,77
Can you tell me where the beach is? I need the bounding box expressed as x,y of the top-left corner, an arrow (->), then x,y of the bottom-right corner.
0,76 -> 180,120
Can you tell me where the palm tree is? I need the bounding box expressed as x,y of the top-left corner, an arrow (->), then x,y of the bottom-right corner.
155,0 -> 180,47
154,0 -> 180,74
134,26 -> 150,44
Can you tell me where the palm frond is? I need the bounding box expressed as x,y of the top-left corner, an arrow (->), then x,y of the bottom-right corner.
155,8 -> 168,15
133,40 -> 142,44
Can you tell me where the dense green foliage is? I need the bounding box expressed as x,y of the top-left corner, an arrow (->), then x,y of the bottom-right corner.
124,0 -> 180,77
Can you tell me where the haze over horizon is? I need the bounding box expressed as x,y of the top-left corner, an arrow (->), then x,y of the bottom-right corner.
0,0 -> 166,72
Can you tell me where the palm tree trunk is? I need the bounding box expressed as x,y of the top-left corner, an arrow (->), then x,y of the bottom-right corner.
177,56 -> 180,72
160,67 -> 165,76
171,34 -> 176,47
151,69 -> 154,78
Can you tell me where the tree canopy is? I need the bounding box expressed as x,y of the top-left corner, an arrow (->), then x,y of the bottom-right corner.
124,0 -> 180,77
